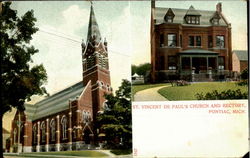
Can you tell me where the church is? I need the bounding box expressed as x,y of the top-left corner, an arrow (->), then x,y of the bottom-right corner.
150,2 -> 233,82
10,4 -> 111,152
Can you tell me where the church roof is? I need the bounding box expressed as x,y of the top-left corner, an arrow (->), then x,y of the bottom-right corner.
87,5 -> 102,44
25,81 -> 84,121
3,128 -> 10,134
155,7 -> 228,26
233,50 -> 248,61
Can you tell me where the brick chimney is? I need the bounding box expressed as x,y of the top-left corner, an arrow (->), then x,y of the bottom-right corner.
216,2 -> 222,13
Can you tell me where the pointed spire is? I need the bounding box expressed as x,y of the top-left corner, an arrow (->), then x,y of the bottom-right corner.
87,4 -> 101,44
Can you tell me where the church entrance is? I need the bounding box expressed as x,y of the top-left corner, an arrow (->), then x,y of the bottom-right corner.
83,129 -> 91,144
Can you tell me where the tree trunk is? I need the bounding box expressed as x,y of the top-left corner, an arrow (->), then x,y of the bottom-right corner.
0,114 -> 3,158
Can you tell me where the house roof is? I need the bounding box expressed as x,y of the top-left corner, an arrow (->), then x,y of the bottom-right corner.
185,6 -> 201,16
155,7 -> 228,26
233,50 -> 248,61
25,81 -> 84,121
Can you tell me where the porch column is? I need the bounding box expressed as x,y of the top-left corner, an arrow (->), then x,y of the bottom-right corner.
206,57 -> 209,71
45,119 -> 49,152
36,121 -> 40,152
216,56 -> 219,70
56,115 -> 60,151
179,56 -> 182,73
190,57 -> 192,70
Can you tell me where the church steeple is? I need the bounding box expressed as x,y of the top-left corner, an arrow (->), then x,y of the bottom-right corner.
82,3 -> 111,124
82,4 -> 109,71
87,5 -> 102,44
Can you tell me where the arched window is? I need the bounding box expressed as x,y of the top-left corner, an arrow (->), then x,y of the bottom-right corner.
61,116 -> 67,139
40,122 -> 46,143
82,111 -> 91,124
50,119 -> 56,141
83,111 -> 87,123
73,128 -> 77,139
33,125 -> 37,143
13,128 -> 17,144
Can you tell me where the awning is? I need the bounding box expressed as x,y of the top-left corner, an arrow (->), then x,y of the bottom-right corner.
178,49 -> 219,55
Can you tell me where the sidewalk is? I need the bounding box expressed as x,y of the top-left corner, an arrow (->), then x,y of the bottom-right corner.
134,85 -> 169,101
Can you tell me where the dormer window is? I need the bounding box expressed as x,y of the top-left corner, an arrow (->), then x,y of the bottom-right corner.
211,12 -> 221,25
212,18 -> 219,25
185,6 -> 201,25
164,8 -> 175,23
186,16 -> 200,24
166,16 -> 173,23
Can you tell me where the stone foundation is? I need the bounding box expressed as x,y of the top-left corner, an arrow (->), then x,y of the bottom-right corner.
23,146 -> 32,152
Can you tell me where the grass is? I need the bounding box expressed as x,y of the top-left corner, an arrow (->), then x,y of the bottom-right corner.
4,150 -> 109,157
132,83 -> 169,100
158,82 -> 248,101
110,149 -> 132,155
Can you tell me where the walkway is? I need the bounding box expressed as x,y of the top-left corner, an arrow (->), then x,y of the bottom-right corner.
134,85 -> 170,101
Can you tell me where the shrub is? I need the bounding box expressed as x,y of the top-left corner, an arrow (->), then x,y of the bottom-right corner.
196,89 -> 248,100
176,80 -> 190,86
237,80 -> 248,86
110,149 -> 132,155
241,68 -> 248,80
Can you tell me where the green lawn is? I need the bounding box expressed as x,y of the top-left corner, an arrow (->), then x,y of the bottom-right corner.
5,150 -> 109,157
132,83 -> 169,100
158,82 -> 248,100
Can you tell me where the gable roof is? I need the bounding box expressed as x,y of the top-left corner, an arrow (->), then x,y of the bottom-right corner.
166,8 -> 175,17
25,81 -> 84,121
233,50 -> 248,61
155,7 -> 228,26
185,5 -> 201,16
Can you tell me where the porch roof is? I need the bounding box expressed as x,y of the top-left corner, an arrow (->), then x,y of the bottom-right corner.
178,49 -> 219,55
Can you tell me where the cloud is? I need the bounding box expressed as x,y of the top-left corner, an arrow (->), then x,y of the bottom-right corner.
59,5 -> 89,36
29,3 -> 132,95
108,6 -> 132,55
105,6 -> 132,91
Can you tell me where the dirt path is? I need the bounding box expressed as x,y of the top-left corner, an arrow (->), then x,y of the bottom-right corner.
134,85 -> 169,101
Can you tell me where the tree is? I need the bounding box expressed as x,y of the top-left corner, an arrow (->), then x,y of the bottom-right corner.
97,79 -> 132,149
136,63 -> 151,76
131,65 -> 137,76
0,2 -> 47,156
